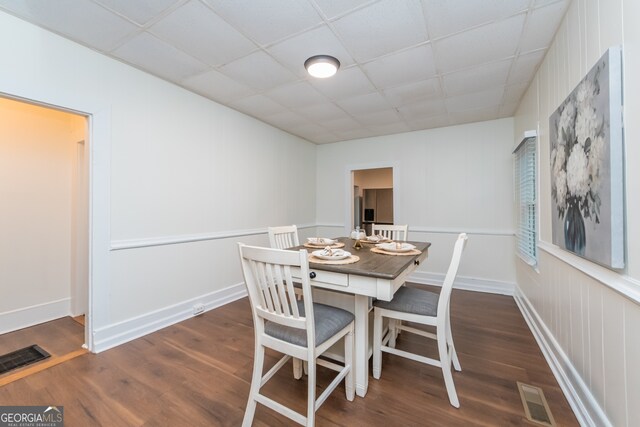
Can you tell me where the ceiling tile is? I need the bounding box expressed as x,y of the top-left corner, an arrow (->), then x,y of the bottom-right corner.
508,50 -> 545,84
449,106 -> 500,124
383,78 -> 442,106
96,0 -> 178,25
218,51 -> 297,91
333,128 -> 377,140
312,0 -> 375,20
263,110 -> 314,129
445,87 -> 505,112
310,66 -> 376,100
499,102 -> 519,117
397,98 -> 447,120
332,0 -> 428,62
322,116 -> 363,132
149,1 -> 256,67
112,32 -> 209,81
406,114 -> 450,130
229,94 -> 287,118
181,69 -> 254,103
422,0 -> 530,39
3,0 -> 570,141
519,1 -> 569,53
532,0 -> 568,8
310,132 -> 341,144
351,109 -> 402,126
336,92 -> 392,115
297,102 -> 347,121
442,59 -> 511,96
433,13 -> 525,73
362,44 -> 437,89
288,122 -> 331,138
203,0 -> 323,46
0,0 -> 139,51
367,121 -> 412,135
267,25 -> 355,78
265,81 -> 328,109
503,82 -> 530,105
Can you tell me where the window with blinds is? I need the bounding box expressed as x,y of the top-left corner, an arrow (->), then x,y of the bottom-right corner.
514,134 -> 537,266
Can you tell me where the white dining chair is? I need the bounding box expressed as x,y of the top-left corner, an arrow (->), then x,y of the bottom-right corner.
371,223 -> 408,241
238,243 -> 354,427
267,224 -> 307,378
268,225 -> 299,249
372,233 -> 468,408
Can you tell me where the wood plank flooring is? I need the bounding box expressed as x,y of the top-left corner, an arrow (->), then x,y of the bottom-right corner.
0,316 -> 85,385
0,288 -> 579,426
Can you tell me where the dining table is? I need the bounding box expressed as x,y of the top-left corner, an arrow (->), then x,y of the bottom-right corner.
290,236 -> 431,397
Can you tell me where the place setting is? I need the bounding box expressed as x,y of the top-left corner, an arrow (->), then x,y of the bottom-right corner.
304,237 -> 345,249
360,234 -> 392,244
370,241 -> 422,256
308,246 -> 359,265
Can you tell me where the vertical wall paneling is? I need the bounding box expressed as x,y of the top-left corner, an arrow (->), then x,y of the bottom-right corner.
601,290 -> 627,426
514,0 -> 639,425
625,299 -> 640,426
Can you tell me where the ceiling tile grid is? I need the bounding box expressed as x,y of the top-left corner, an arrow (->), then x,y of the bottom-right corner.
0,0 -> 570,144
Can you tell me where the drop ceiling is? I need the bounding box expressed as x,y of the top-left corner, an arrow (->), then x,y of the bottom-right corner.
0,0 -> 569,144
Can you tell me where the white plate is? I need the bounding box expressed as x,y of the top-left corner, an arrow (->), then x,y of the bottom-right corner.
376,242 -> 416,253
307,237 -> 337,245
312,249 -> 351,260
366,235 -> 391,243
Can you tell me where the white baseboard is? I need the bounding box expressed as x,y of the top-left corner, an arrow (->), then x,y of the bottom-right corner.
92,283 -> 247,353
409,271 -> 515,295
0,298 -> 71,334
514,286 -> 611,427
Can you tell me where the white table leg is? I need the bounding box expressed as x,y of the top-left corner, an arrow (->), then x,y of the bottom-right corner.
354,295 -> 369,397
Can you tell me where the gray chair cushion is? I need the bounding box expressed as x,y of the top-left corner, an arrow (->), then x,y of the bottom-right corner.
265,301 -> 354,347
373,287 -> 439,316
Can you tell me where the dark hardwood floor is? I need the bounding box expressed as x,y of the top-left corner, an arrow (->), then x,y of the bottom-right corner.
0,287 -> 578,426
0,316 -> 84,358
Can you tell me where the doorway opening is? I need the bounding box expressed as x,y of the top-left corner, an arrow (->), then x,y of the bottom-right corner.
0,96 -> 89,379
351,167 -> 394,236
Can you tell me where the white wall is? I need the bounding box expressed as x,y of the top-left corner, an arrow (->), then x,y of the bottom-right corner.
316,118 -> 516,291
0,97 -> 84,333
513,0 -> 640,425
0,11 -> 317,350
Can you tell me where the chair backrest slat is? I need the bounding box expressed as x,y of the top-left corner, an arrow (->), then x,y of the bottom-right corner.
372,224 -> 408,241
264,262 -> 282,315
238,244 -> 314,340
268,225 -> 300,249
437,233 -> 468,317
283,265 -> 300,318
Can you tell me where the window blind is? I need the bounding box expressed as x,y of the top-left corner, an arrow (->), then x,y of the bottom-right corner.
514,136 -> 537,266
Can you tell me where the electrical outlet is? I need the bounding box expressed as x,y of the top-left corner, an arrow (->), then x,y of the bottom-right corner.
193,303 -> 205,315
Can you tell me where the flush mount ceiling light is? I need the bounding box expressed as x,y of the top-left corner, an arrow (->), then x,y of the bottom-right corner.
304,55 -> 340,78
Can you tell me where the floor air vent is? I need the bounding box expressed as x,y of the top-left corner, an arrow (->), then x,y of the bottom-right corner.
517,382 -> 556,426
0,345 -> 51,375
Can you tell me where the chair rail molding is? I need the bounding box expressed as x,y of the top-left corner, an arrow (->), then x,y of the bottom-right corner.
410,226 -> 515,237
410,271 -> 515,295
538,241 -> 640,305
110,223 -> 317,251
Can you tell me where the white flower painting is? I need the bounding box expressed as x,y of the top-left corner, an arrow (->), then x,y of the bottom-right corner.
549,47 -> 625,269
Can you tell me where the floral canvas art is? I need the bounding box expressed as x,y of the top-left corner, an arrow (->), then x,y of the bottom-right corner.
549,46 -> 624,268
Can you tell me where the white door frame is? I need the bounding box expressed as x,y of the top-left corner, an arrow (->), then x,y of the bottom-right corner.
1,91 -> 111,353
343,161 -> 401,237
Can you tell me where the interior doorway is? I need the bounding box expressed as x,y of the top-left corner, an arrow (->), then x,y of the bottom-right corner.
0,96 -> 89,364
352,167 -> 394,236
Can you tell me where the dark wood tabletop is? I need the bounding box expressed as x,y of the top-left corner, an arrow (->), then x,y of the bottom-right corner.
291,237 -> 431,280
